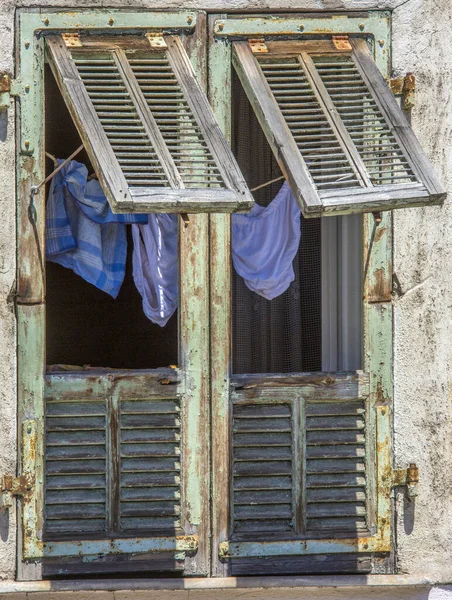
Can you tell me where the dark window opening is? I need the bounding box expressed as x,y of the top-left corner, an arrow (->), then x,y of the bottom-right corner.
45,64 -> 178,369
231,70 -> 322,374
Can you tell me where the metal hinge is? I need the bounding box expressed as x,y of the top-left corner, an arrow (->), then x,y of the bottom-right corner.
146,32 -> 167,49
62,33 -> 82,47
0,473 -> 34,510
0,72 -> 11,110
249,38 -> 268,53
392,463 -> 419,499
332,35 -> 352,51
389,73 -> 415,110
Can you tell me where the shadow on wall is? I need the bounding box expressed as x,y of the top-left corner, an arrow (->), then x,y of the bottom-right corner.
0,510 -> 9,542
0,111 -> 7,142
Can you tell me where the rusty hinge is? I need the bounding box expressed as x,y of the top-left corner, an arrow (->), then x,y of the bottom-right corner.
146,32 -> 167,49
0,72 -> 11,111
62,33 -> 82,47
332,35 -> 352,51
249,38 -> 268,53
0,473 -> 34,510
392,463 -> 419,499
389,73 -> 415,110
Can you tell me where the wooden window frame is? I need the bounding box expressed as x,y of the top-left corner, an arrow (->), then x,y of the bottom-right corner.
209,13 -> 394,576
231,37 -> 444,217
16,9 -> 211,580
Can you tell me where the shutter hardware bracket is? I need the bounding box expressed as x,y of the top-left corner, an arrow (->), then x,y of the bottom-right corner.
249,39 -> 268,53
62,33 -> 82,47
0,473 -> 34,511
332,35 -> 352,51
146,33 -> 167,49
389,74 -> 415,110
392,463 -> 419,499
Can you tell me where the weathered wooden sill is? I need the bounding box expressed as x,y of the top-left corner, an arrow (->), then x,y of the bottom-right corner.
0,575 -> 447,593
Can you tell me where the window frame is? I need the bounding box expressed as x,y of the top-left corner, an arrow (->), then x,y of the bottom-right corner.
208,12 -> 394,576
16,9 -> 211,578
230,36 -> 444,217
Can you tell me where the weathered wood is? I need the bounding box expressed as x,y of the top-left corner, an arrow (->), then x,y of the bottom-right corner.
231,553 -> 372,575
129,187 -> 246,212
231,372 -> 370,401
350,38 -> 446,200
265,40 -> 351,55
165,35 -> 254,210
320,186 -> 432,216
45,35 -> 133,212
45,369 -> 181,400
112,48 -> 183,189
232,41 -> 322,217
300,52 -> 371,187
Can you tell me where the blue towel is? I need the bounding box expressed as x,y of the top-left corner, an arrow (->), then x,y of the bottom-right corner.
45,159 -> 147,299
232,182 -> 301,300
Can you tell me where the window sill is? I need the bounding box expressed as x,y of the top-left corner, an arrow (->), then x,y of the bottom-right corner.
0,575 -> 448,594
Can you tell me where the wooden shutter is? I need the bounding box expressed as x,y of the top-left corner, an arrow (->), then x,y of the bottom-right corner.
232,37 -> 445,217
46,33 -> 253,214
220,372 -> 381,575
42,370 -> 196,574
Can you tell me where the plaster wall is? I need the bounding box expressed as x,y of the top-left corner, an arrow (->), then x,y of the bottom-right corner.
0,0 -> 450,593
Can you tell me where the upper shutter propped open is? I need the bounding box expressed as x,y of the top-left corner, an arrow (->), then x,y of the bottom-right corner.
46,33 -> 254,213
232,37 -> 446,217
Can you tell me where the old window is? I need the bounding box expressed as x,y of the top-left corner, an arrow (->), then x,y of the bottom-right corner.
232,38 -> 445,216
46,33 -> 253,213
15,10 -> 444,582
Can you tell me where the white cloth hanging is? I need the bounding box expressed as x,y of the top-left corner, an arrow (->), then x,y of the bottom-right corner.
132,215 -> 179,327
231,182 -> 301,300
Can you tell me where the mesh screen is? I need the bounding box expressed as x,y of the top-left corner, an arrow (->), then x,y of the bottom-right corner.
232,70 -> 322,374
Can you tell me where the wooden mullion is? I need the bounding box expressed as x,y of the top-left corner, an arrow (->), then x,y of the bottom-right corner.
45,35 -> 132,212
106,387 -> 121,536
300,52 -> 372,188
164,35 -> 253,207
112,48 -> 184,190
350,38 -> 446,199
232,41 -> 322,217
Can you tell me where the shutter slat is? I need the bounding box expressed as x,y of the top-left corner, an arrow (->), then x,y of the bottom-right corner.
119,397 -> 181,534
232,38 -> 444,215
46,34 -> 254,213
45,398 -> 108,537
232,401 -> 295,534
305,399 -> 368,533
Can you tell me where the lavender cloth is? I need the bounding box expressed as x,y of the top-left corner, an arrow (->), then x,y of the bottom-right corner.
231,182 -> 301,300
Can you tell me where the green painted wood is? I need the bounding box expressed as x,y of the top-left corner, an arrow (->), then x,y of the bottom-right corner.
210,13 -> 394,571
208,14 -> 233,578
16,10 -> 210,576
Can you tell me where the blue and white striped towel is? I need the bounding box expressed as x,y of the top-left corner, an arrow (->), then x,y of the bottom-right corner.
45,159 -> 147,298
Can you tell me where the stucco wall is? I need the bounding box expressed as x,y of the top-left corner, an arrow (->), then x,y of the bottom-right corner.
0,0 -> 451,592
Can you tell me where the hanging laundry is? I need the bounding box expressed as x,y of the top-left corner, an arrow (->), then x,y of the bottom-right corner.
231,181 -> 301,300
132,215 -> 179,328
45,159 -> 147,298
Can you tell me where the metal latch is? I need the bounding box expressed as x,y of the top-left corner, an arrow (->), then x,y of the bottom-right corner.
332,35 -> 352,51
249,39 -> 268,53
392,463 -> 419,499
62,33 -> 82,47
0,72 -> 11,111
389,73 -> 415,110
1,473 -> 34,511
146,33 -> 167,49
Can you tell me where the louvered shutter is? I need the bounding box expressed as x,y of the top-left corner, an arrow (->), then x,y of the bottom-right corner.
43,370 -> 195,570
46,33 -> 253,214
232,38 -> 445,217
221,373 -> 378,574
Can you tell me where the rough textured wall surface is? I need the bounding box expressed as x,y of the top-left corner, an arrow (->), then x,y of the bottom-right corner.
392,0 -> 452,581
0,0 -> 450,590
